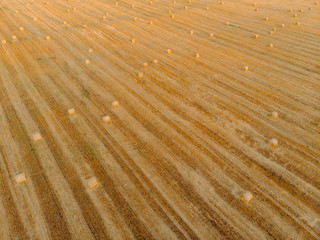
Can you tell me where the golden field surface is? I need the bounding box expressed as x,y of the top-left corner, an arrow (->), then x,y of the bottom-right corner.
0,0 -> 319,239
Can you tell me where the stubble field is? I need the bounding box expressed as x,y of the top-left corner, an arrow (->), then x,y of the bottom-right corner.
0,0 -> 319,239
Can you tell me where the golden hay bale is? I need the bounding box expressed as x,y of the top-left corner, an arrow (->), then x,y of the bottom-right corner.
269,111 -> 278,119
112,101 -> 120,108
241,191 -> 253,203
268,138 -> 278,148
102,115 -> 111,123
15,173 -> 26,184
86,177 -> 98,189
33,132 -> 42,142
138,72 -> 144,78
68,108 -> 76,116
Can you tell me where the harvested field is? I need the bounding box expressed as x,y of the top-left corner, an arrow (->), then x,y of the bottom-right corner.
0,0 -> 319,239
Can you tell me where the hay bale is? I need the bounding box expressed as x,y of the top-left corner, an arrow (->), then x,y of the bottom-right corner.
241,191 -> 253,203
138,72 -> 144,78
268,138 -> 278,148
112,101 -> 120,108
15,173 -> 26,184
269,111 -> 278,119
102,115 -> 111,123
33,132 -> 42,142
68,108 -> 76,116
86,177 -> 98,189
